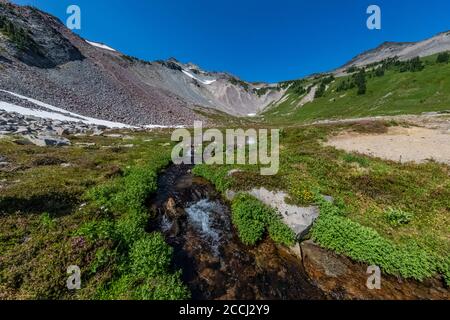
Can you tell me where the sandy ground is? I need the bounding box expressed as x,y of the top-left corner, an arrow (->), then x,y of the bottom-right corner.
326,125 -> 450,165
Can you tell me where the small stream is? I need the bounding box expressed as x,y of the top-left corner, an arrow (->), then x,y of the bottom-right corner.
149,164 -> 326,300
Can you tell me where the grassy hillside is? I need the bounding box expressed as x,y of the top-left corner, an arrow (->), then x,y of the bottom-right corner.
264,54 -> 450,123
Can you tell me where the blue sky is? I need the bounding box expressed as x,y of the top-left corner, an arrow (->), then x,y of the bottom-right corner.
11,0 -> 450,82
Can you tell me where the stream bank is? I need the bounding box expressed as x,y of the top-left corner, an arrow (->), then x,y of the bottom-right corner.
149,164 -> 449,300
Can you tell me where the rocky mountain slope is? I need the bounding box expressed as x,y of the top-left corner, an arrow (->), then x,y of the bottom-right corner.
0,2 -> 282,127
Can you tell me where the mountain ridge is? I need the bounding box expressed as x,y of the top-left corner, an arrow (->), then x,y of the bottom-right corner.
0,2 -> 282,126
335,30 -> 450,75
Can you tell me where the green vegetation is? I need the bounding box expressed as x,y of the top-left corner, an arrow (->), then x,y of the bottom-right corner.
229,77 -> 250,91
385,208 -> 414,227
437,52 -> 449,64
231,194 -> 295,246
0,133 -> 188,299
253,86 -> 279,97
0,16 -> 39,52
354,69 -> 367,95
286,125 -> 450,283
75,148 -> 188,299
312,196 -> 449,283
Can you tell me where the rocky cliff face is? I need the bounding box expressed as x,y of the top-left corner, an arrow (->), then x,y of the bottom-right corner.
0,3 -> 282,126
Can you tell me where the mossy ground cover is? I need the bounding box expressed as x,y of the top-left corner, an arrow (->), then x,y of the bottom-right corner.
0,131 -> 188,299
193,121 -> 450,283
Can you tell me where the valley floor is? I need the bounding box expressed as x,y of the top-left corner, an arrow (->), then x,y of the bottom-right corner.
0,115 -> 449,299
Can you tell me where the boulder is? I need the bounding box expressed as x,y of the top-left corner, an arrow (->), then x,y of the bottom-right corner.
25,135 -> 71,147
224,189 -> 237,201
248,187 -> 320,239
55,127 -> 69,136
15,126 -> 31,134
90,129 -> 104,136
164,197 -> 185,219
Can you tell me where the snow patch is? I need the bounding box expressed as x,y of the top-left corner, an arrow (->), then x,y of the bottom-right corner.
0,90 -> 132,128
182,70 -> 216,85
86,40 -> 117,52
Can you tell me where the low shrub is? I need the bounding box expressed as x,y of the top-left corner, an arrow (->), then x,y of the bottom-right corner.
342,153 -> 370,168
267,216 -> 296,246
385,208 -> 414,227
311,196 -> 449,283
231,194 -> 267,245
231,194 -> 295,246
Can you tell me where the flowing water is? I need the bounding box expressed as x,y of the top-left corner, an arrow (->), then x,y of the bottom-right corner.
149,164 -> 326,300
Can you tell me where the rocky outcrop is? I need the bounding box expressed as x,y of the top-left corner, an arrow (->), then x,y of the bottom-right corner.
300,240 -> 450,300
24,134 -> 70,147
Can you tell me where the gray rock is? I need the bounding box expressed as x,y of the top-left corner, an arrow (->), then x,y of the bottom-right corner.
55,127 -> 69,136
248,187 -> 320,240
75,142 -> 96,147
15,126 -> 30,134
91,129 -> 104,136
104,134 -> 123,138
25,135 -> 71,147
225,189 -> 237,201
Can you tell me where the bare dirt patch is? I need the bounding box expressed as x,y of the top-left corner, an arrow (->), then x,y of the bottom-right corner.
326,126 -> 450,165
